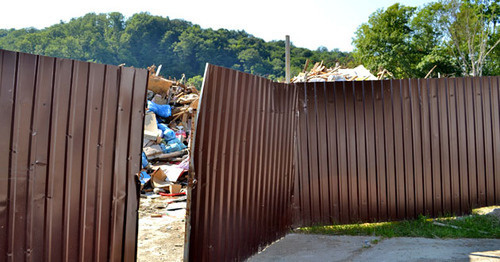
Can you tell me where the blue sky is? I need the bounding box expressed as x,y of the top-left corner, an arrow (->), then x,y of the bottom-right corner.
0,0 -> 435,51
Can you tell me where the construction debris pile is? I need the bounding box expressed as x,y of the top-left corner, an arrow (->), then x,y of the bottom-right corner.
140,65 -> 199,201
292,62 -> 382,82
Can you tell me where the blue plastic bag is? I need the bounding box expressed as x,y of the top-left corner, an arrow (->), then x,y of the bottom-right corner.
142,152 -> 148,168
159,138 -> 187,153
139,171 -> 151,185
157,123 -> 176,140
157,123 -> 168,134
147,101 -> 171,118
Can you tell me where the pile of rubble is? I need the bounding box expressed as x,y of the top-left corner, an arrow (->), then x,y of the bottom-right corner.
140,66 -> 199,200
292,62 -> 381,82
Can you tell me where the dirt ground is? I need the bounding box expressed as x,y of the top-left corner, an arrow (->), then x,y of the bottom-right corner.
137,195 -> 186,262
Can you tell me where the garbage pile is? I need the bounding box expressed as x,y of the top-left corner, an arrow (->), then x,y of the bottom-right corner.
140,66 -> 199,199
292,62 -> 379,82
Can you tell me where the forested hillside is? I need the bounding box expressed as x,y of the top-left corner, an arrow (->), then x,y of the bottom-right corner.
0,12 -> 354,82
2,0 -> 497,83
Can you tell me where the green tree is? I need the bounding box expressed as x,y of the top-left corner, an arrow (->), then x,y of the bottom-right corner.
0,12 -> 354,80
484,26 -> 500,75
412,2 -> 462,77
187,75 -> 204,90
439,0 -> 499,76
353,3 -> 418,78
353,1 -> 499,78
121,13 -> 171,67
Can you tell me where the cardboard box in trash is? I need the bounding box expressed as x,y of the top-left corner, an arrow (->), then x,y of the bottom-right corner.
151,168 -> 182,194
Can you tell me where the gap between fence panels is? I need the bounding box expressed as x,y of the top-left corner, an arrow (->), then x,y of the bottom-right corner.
136,65 -> 199,262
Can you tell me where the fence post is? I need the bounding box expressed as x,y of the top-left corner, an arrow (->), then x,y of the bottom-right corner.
285,35 -> 291,83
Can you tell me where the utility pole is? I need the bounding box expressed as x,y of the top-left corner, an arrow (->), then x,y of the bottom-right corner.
285,35 -> 291,83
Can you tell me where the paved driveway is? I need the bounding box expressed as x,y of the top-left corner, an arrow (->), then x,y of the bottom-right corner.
247,234 -> 500,261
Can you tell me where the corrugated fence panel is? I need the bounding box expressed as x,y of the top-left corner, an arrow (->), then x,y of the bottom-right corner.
0,49 -> 147,262
188,64 -> 297,261
295,77 -> 500,225
187,65 -> 499,260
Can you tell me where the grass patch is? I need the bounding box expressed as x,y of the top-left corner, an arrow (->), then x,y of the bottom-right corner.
297,208 -> 500,239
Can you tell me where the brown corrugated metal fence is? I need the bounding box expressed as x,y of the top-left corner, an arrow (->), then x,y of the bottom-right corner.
4,50 -> 495,262
188,65 -> 500,261
0,49 -> 148,262
294,78 -> 500,225
187,64 -> 297,261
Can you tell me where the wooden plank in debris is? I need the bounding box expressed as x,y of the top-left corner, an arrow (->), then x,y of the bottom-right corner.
148,75 -> 175,96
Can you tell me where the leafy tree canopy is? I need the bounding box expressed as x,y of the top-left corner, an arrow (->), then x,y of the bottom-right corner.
0,12 -> 354,81
353,0 -> 499,78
